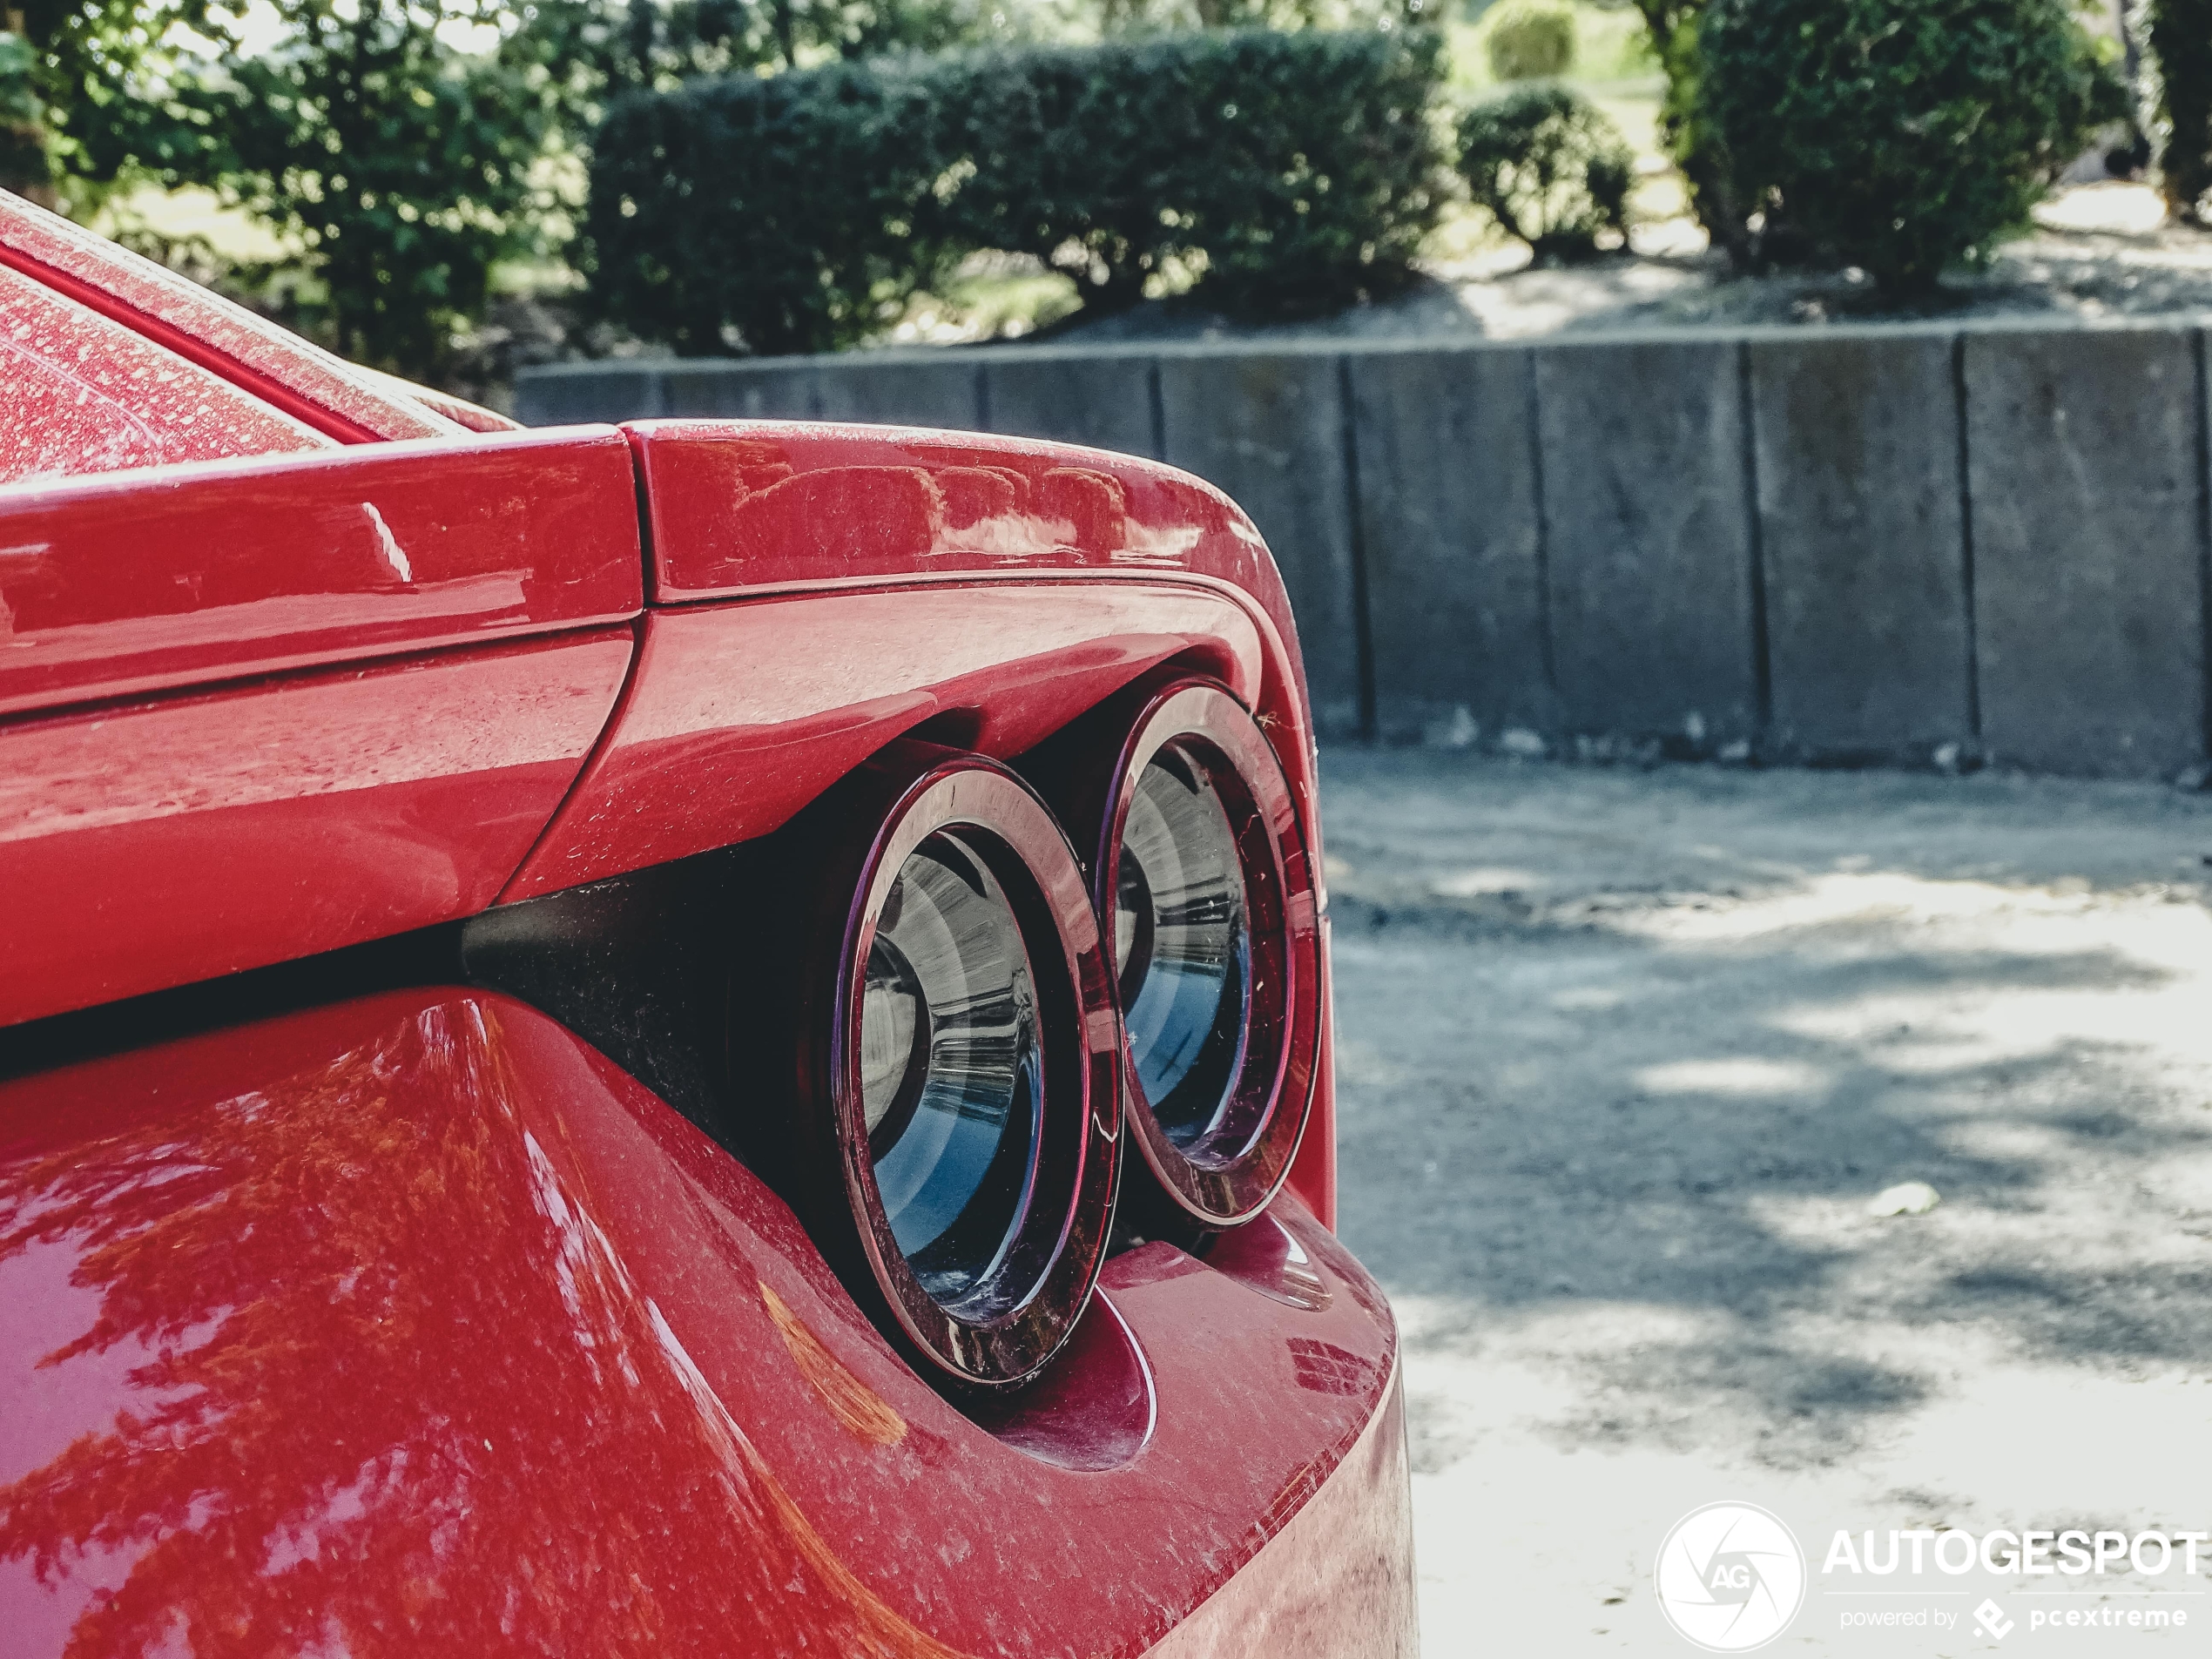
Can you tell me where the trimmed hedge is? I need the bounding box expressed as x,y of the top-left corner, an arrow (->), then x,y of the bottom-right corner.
583,57 -> 956,356
1700,0 -> 2122,293
584,27 -> 1448,355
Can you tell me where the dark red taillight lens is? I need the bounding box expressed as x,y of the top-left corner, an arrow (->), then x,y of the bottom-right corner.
744,742 -> 1122,1390
1032,678 -> 1320,1230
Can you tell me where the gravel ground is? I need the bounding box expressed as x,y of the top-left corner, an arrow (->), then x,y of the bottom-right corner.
1321,751 -> 2212,1655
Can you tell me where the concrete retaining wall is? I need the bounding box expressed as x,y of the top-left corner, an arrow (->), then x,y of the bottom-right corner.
518,321 -> 2212,778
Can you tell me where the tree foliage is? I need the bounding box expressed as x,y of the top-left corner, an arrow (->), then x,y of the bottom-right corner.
0,30 -> 43,196
0,3 -> 223,199
121,5 -> 576,378
527,0 -> 1031,88
1458,81 -> 1631,262
0,3 -> 580,376
1699,0 -> 2123,292
1618,0 -> 1749,260
3,0 -> 1433,375
0,0 -> 1047,378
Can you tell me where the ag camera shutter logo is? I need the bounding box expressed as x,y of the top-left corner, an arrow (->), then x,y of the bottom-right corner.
1655,1501 -> 1807,1651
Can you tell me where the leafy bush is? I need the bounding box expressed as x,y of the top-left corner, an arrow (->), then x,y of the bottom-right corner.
102,4 -> 569,380
1458,82 -> 1631,260
583,57 -> 960,357
3,1 -> 1026,376
2147,0 -> 2212,223
943,30 -> 1447,314
1699,0 -> 2125,293
585,28 -> 1448,354
0,32 -> 44,196
1482,0 -> 1576,82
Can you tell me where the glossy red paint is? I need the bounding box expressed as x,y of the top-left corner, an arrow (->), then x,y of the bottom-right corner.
1302,919 -> 1342,1228
0,989 -> 1409,1656
625,422 -> 1315,757
0,189 -> 461,444
1144,1381 -> 1413,1656
0,428 -> 644,718
0,634 -> 631,1028
0,264 -> 334,487
505,582 -> 1265,900
0,223 -> 1378,1651
353,364 -> 524,434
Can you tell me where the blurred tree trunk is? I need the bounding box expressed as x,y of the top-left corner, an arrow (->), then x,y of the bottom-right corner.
2145,0 -> 2211,222
1628,0 -> 1753,266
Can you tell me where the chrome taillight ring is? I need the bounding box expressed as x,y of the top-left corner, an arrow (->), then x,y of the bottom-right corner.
1063,678 -> 1321,1228
816,749 -> 1122,1389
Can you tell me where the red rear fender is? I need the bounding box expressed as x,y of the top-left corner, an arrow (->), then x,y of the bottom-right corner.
0,990 -> 1400,1657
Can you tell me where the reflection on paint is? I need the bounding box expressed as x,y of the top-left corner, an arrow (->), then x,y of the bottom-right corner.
762,1282 -> 909,1449
0,999 -> 965,1659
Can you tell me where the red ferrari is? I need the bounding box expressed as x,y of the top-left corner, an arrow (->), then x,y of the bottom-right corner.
0,189 -> 1413,1658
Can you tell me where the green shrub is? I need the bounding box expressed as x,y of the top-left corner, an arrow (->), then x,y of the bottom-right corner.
1457,82 -> 1631,260
0,33 -> 45,196
945,30 -> 1447,315
584,28 -> 1448,354
585,58 -> 957,357
2147,0 -> 2212,223
1699,0 -> 2125,293
1482,0 -> 1577,81
37,3 -> 583,380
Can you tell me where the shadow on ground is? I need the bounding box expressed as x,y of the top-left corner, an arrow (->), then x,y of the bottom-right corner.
1321,753 -> 2212,1649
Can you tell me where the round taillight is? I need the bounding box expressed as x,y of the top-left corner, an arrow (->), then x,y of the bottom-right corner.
1031,678 -> 1320,1230
743,744 -> 1121,1390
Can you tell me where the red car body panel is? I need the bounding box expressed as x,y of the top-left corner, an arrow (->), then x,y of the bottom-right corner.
0,429 -> 644,718
599,421 -> 1340,1225
0,991 -> 1410,1658
0,192 -> 1399,1656
0,633 -> 635,1028
503,583 -> 1266,897
627,421 -> 1321,828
